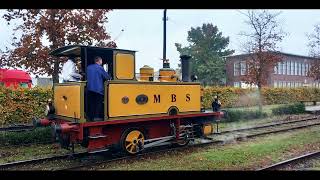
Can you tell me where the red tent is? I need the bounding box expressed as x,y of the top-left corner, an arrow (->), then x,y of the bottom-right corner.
0,68 -> 32,89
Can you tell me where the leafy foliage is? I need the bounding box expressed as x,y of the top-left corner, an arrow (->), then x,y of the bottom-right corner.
225,109 -> 268,122
1,9 -> 116,83
0,86 -> 52,126
175,23 -> 234,86
203,86 -> 320,109
271,103 -> 306,115
0,127 -> 51,145
307,24 -> 320,81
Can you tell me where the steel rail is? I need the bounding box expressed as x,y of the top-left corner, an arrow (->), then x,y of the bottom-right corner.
257,151 -> 320,170
0,125 -> 34,132
217,115 -> 319,135
0,151 -> 88,169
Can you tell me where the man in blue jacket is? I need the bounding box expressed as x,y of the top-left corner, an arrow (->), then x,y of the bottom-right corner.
86,56 -> 111,121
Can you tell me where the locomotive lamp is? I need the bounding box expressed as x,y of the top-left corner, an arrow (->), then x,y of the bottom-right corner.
45,98 -> 55,118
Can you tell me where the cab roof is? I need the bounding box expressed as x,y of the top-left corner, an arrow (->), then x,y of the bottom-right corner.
49,45 -> 136,57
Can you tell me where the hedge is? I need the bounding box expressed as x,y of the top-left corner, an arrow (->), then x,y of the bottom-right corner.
203,87 -> 320,109
0,86 -> 52,126
1,86 -> 320,126
224,109 -> 268,122
0,127 -> 52,145
271,103 -> 306,115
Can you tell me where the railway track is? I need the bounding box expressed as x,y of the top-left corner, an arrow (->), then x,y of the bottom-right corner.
217,115 -> 319,135
0,125 -> 34,132
257,151 -> 320,170
1,115 -> 319,170
0,151 -> 88,170
53,140 -> 224,171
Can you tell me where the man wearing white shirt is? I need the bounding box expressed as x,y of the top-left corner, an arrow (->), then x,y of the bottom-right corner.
61,57 -> 82,82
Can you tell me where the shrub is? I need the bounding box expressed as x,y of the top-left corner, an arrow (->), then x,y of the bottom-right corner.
224,109 -> 268,122
0,127 -> 52,145
203,87 -> 320,109
0,86 -> 52,126
271,103 -> 306,115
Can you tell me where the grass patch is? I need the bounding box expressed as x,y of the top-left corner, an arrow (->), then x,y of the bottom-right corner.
99,125 -> 320,170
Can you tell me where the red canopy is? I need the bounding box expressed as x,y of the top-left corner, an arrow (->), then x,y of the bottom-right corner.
0,68 -> 31,82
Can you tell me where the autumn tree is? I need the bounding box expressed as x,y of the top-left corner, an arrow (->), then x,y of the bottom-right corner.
1,9 -> 116,83
239,10 -> 286,112
307,24 -> 320,80
175,23 -> 234,86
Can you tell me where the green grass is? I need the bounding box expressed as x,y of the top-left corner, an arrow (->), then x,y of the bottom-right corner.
99,125 -> 320,170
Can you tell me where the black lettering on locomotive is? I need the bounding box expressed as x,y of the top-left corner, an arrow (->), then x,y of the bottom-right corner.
171,94 -> 176,102
186,94 -> 191,102
154,94 -> 160,103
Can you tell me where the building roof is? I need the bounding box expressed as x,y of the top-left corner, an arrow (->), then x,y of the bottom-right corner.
224,51 -> 319,60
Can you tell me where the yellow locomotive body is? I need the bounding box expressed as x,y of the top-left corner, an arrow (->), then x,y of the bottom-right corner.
53,81 -> 201,122
107,82 -> 200,118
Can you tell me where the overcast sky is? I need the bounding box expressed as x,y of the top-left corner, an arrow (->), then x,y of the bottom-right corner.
1,9 -> 320,77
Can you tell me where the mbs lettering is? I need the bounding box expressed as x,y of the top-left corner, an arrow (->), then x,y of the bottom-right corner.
153,94 -> 191,103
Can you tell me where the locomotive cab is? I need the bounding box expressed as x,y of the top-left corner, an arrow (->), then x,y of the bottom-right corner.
49,45 -> 137,122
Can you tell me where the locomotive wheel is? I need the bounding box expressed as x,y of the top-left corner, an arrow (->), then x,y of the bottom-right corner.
121,129 -> 145,155
175,128 -> 190,147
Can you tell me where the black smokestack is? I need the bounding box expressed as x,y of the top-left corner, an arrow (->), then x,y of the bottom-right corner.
180,55 -> 191,82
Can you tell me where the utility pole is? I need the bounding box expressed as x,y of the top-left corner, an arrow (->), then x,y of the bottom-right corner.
163,9 -> 169,68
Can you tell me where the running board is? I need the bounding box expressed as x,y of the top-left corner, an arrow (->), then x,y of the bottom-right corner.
144,136 -> 175,149
88,148 -> 109,154
88,135 -> 107,139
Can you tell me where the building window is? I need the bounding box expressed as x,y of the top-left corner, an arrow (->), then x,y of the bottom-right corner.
306,63 -> 309,75
287,61 -> 290,75
234,62 -> 240,76
274,81 -> 277,87
302,63 -> 305,76
298,62 -> 301,76
282,61 -> 286,75
274,65 -> 278,74
291,61 -> 294,75
295,61 -> 298,75
240,61 -> 246,75
278,62 -> 282,74
234,82 -> 240,87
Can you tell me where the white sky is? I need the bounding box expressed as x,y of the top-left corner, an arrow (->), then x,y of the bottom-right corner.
1,9 -> 320,77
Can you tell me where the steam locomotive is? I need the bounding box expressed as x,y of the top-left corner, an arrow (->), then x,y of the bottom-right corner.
33,45 -> 223,154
